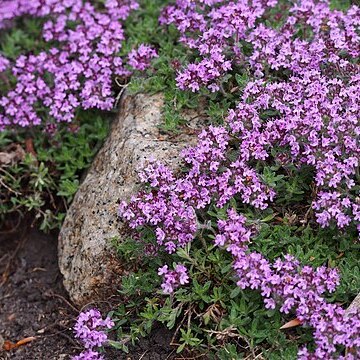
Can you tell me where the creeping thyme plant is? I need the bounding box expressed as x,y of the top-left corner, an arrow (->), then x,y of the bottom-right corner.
0,0 -> 157,229
115,0 -> 360,358
1,0 -> 359,359
73,308 -> 115,360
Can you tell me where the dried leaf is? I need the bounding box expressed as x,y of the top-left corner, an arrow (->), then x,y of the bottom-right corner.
25,138 -> 37,158
2,337 -> 36,351
0,144 -> 25,166
0,152 -> 13,165
3,340 -> 16,351
280,318 -> 302,329
7,313 -> 16,321
15,337 -> 36,347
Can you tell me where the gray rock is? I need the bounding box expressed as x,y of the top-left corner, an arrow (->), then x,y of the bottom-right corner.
346,292 -> 360,315
58,92 -> 203,305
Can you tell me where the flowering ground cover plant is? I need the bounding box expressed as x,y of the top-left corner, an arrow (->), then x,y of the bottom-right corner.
0,0 -> 159,229
116,0 -> 360,358
158,0 -> 360,233
0,0 -> 359,359
0,0 -> 160,129
73,308 -> 115,360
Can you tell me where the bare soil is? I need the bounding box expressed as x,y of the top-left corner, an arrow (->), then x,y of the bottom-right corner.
0,223 -> 175,360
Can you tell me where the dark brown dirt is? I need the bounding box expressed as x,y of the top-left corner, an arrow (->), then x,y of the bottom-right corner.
0,225 -> 78,360
0,224 -> 175,360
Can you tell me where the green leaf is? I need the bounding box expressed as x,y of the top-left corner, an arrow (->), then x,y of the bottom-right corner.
230,287 -> 241,299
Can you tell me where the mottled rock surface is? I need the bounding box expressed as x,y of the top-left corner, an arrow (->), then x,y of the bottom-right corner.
347,293 -> 360,315
58,92 -> 203,305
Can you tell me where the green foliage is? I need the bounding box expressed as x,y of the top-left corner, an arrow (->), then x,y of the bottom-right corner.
0,112 -> 109,231
260,163 -> 315,207
121,0 -> 206,132
112,201 -> 359,358
0,18 -> 47,60
330,0 -> 352,11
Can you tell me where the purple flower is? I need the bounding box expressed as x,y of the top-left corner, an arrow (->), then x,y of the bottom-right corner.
74,308 -> 114,349
117,1 -> 360,358
72,350 -> 105,360
128,44 -> 158,71
0,55 -> 9,72
215,209 -> 360,359
0,0 -> 142,129
157,0 -> 360,232
158,263 -> 189,294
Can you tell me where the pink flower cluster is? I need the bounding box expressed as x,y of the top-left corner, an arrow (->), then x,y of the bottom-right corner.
119,126 -> 275,252
160,0 -> 359,91
158,263 -> 189,294
0,0 -> 35,29
128,44 -> 159,71
118,127 -> 359,358
0,0 -> 157,130
121,178 -> 360,358
159,0 -> 360,232
119,160 -> 198,254
73,308 -> 115,360
159,0 -> 274,91
216,209 -> 360,359
231,70 -> 359,231
73,350 -> 104,360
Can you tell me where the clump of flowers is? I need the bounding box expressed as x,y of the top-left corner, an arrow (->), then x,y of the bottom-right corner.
216,210 -> 360,359
158,0 -> 360,232
119,132 -> 360,358
160,0 -> 359,91
0,0 -> 159,130
119,160 -> 198,254
158,263 -> 189,294
119,0 -> 360,358
0,0 -> 34,29
128,44 -> 158,71
232,70 -> 359,231
73,308 -> 114,360
118,126 -> 275,254
73,350 -> 105,360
